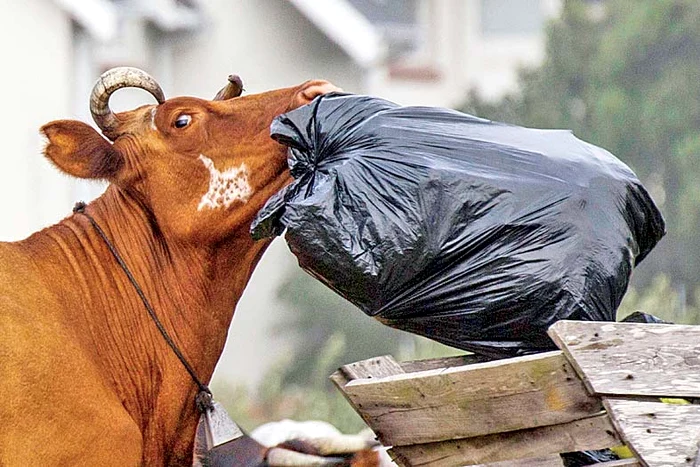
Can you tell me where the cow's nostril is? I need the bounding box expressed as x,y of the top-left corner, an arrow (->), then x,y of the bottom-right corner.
297,81 -> 342,107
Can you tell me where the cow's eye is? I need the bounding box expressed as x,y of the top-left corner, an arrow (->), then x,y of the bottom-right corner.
174,114 -> 192,128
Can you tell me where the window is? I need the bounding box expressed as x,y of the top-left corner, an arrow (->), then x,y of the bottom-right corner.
481,0 -> 543,36
347,0 -> 420,59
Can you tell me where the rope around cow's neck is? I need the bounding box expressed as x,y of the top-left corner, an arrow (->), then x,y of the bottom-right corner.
73,201 -> 214,414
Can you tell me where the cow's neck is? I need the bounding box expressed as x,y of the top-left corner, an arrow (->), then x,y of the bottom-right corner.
30,185 -> 269,462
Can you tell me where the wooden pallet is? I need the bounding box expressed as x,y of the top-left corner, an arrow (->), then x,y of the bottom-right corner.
331,321 -> 700,467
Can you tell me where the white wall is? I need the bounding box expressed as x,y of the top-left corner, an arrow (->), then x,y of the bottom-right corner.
171,0 -> 364,96
0,0 -> 75,240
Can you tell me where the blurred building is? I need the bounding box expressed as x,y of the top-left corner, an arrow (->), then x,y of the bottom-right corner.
1,0 -> 561,386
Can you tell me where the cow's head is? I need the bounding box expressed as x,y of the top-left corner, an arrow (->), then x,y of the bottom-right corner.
42,67 -> 339,242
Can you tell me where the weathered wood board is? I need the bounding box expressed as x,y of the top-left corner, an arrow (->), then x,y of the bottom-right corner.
331,355 -> 406,434
474,454 -> 642,467
548,321 -> 700,399
471,454 -> 564,466
603,399 -> 700,467
334,351 -> 602,447
399,353 -> 491,373
586,460 -> 642,467
335,354 -> 489,382
388,413 -> 619,467
338,355 -> 405,380
332,322 -> 700,466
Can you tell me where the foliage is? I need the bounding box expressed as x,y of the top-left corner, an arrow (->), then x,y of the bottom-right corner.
274,270 -> 463,378
271,271 -> 407,388
212,363 -> 368,434
463,0 -> 700,295
617,273 -> 700,324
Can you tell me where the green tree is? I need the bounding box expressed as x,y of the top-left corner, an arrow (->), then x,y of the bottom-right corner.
464,0 -> 700,296
618,273 -> 700,324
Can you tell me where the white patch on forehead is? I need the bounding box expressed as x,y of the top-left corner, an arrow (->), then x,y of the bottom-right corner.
150,107 -> 158,131
197,155 -> 253,211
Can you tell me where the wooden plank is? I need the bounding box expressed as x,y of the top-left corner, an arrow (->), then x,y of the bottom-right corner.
339,355 -> 406,380
584,460 -> 641,467
399,353 -> 491,373
389,413 -> 619,467
471,454 -> 564,466
331,355 -> 406,406
548,321 -> 700,399
330,355 -> 406,438
338,351 -> 602,446
603,398 -> 700,467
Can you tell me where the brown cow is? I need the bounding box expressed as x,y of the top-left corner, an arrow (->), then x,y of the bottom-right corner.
0,67 -> 357,466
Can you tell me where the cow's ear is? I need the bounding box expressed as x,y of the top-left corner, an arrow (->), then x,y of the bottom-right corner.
41,120 -> 123,180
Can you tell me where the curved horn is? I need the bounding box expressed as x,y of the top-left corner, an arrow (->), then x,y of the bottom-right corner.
90,66 -> 165,137
213,74 -> 244,101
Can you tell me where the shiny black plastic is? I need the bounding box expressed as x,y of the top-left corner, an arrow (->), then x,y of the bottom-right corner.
252,94 -> 665,358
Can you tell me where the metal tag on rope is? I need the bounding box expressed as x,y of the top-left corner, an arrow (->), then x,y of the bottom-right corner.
192,401 -> 259,467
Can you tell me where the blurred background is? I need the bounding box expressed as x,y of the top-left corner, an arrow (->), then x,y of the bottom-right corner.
1,0 -> 697,432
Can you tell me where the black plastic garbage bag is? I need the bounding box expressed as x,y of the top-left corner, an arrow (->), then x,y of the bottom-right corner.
620,311 -> 670,324
252,93 -> 665,359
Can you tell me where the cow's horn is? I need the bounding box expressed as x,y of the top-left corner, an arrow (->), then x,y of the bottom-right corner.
213,74 -> 244,100
90,66 -> 165,137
